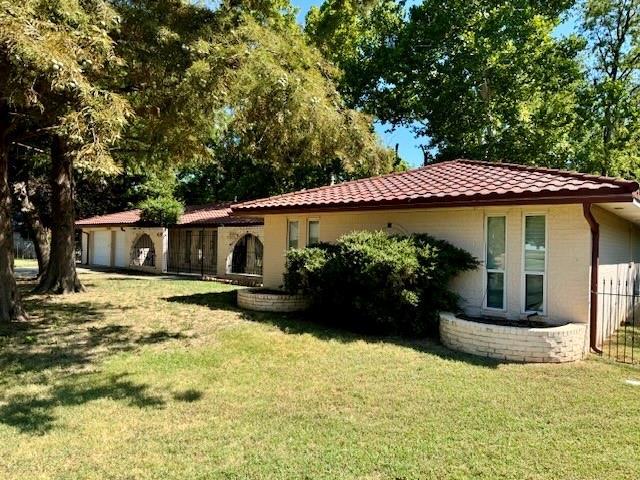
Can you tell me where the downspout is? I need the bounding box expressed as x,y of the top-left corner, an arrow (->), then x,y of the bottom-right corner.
582,202 -> 602,354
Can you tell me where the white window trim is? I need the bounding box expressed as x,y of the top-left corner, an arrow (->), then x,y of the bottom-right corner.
521,213 -> 548,315
483,214 -> 507,312
287,220 -> 299,250
307,218 -> 320,246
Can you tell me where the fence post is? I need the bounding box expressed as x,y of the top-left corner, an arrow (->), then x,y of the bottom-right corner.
201,229 -> 205,279
633,277 -> 636,364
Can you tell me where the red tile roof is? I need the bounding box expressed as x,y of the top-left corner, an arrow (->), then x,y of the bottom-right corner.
76,203 -> 262,227
232,160 -> 639,213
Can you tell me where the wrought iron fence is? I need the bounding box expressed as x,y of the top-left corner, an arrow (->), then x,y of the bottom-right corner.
166,228 -> 218,277
594,278 -> 639,365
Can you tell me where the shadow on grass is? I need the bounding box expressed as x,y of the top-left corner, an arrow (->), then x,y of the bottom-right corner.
0,373 -> 166,435
164,291 -> 502,368
0,287 -> 188,379
173,389 -> 203,402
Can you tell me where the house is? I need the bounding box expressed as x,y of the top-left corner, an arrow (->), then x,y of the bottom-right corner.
75,203 -> 264,283
231,159 -> 640,354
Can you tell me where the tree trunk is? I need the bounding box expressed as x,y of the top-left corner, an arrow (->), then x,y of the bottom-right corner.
35,135 -> 84,294
13,181 -> 50,276
0,99 -> 26,322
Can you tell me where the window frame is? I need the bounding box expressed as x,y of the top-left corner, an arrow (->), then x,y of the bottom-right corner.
307,219 -> 320,246
484,214 -> 507,312
521,213 -> 548,315
287,220 -> 299,250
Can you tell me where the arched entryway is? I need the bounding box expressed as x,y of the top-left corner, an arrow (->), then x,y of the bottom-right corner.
231,234 -> 263,275
130,234 -> 156,268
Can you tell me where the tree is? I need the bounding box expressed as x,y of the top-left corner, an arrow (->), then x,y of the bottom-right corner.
14,180 -> 50,277
580,0 -> 640,176
309,0 -> 586,166
10,138 -> 54,278
130,3 -> 397,204
0,98 -> 26,322
1,2 -> 131,296
305,0 -> 404,106
216,15 -> 395,194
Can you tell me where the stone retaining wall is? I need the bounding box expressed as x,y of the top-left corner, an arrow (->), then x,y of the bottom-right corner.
440,312 -> 588,363
237,289 -> 310,313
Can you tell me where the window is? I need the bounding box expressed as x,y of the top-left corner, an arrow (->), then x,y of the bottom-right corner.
287,221 -> 299,249
308,220 -> 320,246
523,215 -> 546,313
485,216 -> 506,309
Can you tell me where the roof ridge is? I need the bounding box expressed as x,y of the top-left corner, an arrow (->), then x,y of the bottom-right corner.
455,159 -> 638,190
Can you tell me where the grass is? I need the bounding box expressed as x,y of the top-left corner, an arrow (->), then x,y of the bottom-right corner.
1,271 -> 639,479
14,258 -> 38,268
602,324 -> 640,365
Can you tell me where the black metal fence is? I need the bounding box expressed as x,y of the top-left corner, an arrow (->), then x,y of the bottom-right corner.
595,278 -> 639,365
166,228 -> 218,277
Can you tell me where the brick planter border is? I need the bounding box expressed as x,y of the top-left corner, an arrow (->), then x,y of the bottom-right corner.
439,312 -> 588,363
237,288 -> 310,313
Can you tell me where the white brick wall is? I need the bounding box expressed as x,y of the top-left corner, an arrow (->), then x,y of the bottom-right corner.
439,312 -> 588,363
237,289 -> 310,313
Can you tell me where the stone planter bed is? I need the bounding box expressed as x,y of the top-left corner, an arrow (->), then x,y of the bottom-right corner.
440,312 -> 588,363
237,288 -> 310,313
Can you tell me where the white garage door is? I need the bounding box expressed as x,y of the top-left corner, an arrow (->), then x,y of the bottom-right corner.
92,231 -> 111,266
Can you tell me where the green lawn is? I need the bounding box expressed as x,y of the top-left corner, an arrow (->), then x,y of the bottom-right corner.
14,258 -> 38,268
1,271 -> 639,479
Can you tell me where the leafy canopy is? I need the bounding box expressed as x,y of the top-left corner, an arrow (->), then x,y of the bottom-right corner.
0,0 -> 131,172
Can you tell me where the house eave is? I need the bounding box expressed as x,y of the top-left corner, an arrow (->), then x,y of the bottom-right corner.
231,192 -> 636,216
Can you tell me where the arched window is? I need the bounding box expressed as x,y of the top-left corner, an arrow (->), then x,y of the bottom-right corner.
131,234 -> 156,267
231,234 -> 263,275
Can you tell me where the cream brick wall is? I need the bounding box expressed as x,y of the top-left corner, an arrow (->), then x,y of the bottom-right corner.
82,227 -> 168,273
82,225 -> 265,279
593,206 -> 640,344
217,225 -> 264,278
440,313 -> 588,362
237,288 -> 310,312
262,204 -> 592,325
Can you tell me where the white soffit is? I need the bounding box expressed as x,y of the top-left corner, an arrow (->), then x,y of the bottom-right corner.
598,200 -> 640,225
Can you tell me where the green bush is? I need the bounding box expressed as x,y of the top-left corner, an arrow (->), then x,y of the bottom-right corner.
139,196 -> 184,226
284,230 -> 478,336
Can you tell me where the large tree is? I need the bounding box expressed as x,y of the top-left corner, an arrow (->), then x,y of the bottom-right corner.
0,98 -> 25,322
579,0 -> 640,176
111,1 -> 395,204
305,0 -> 404,107
215,15 -> 395,195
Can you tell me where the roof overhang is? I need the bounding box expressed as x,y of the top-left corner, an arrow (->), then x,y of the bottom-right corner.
596,198 -> 640,226
232,192 -> 637,216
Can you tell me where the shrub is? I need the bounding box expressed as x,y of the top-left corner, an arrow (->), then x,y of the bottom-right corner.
139,196 -> 184,226
285,230 -> 478,336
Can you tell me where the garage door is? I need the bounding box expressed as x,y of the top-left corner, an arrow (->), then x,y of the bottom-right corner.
92,231 -> 111,266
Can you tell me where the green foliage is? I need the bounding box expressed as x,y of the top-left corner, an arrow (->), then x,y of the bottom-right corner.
305,0 -> 404,106
363,0 -> 584,166
285,231 -> 479,336
139,196 -> 184,226
578,0 -> 640,177
0,0 -> 132,172
283,246 -> 332,294
218,16 -> 396,191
